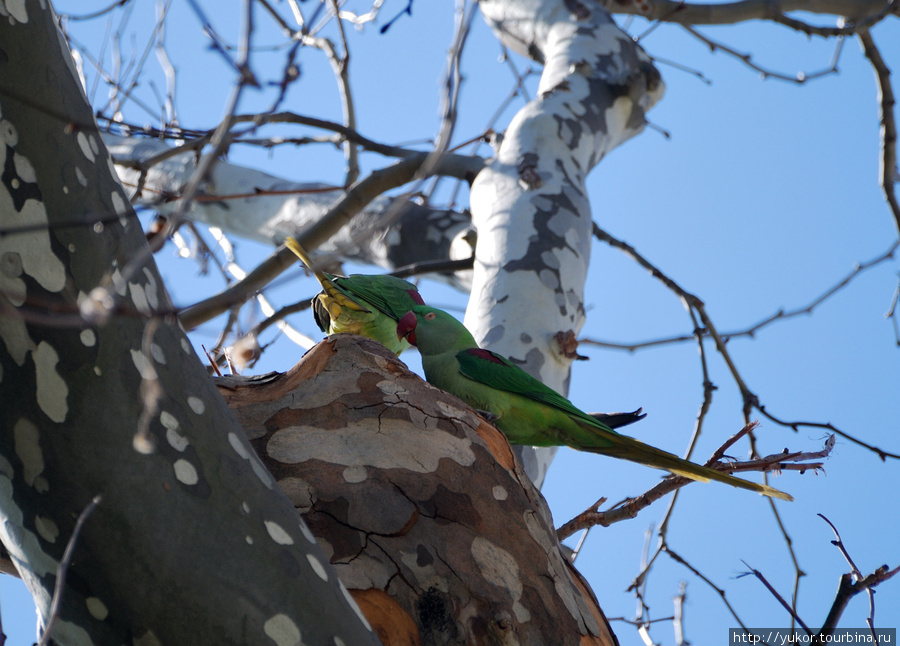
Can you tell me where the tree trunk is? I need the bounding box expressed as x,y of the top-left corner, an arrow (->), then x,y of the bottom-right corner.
465,0 -> 664,484
218,334 -> 619,646
0,4 -> 379,645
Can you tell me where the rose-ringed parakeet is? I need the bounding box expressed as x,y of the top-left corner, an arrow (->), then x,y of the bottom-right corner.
396,305 -> 792,501
285,237 -> 424,354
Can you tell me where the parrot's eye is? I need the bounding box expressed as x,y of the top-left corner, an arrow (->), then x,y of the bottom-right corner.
425,312 -> 436,320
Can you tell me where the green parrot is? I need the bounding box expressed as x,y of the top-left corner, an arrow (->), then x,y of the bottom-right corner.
285,236 -> 425,354
396,305 -> 792,501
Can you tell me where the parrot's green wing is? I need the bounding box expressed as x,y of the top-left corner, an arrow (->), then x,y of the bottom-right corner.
456,348 -> 614,430
454,347 -> 793,501
333,273 -> 424,322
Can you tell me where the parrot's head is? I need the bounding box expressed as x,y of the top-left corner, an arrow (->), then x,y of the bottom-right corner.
398,306 -> 477,356
398,307 -> 440,347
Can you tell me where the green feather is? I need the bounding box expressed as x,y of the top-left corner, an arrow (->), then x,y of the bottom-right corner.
400,305 -> 793,502
285,237 -> 423,354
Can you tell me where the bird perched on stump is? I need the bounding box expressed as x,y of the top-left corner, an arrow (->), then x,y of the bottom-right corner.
285,236 -> 424,354
397,305 -> 792,501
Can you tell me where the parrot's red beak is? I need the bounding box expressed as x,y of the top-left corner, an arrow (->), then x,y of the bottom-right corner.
397,311 -> 418,345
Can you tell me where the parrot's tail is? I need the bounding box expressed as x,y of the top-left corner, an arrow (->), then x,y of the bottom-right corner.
584,427 -> 793,501
284,237 -> 368,313
587,408 -> 647,430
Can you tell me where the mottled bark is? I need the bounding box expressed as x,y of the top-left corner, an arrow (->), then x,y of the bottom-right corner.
217,334 -> 619,646
0,4 -> 379,645
464,0 -> 664,485
105,133 -> 475,289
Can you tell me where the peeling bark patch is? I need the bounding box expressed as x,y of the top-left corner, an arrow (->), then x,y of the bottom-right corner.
4,0 -> 28,23
166,427 -> 189,452
277,476 -> 314,510
228,432 -> 250,459
492,486 -> 508,501
79,329 -> 96,347
2,144 -> 41,210
265,520 -> 294,545
352,589 -> 421,646
111,191 -> 129,228
263,614 -> 301,646
130,349 -> 155,380
85,597 -> 108,621
150,343 -> 166,365
187,396 -> 205,414
266,419 -> 475,472
173,459 -> 198,485
128,282 -> 151,315
471,537 -> 531,623
523,510 -> 555,555
13,417 -> 43,486
342,465 -> 367,483
34,516 -> 58,543
307,553 -> 329,581
34,342 -> 68,422
142,267 -> 160,309
473,421 -> 517,473
76,132 -> 96,163
0,198 -> 66,295
160,410 -> 179,431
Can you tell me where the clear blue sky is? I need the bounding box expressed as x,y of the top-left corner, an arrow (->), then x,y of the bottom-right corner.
4,2 -> 899,644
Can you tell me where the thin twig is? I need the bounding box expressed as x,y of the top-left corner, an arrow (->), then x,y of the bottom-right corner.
737,561 -> 812,635
682,24 -> 841,83
38,496 -> 103,646
858,28 -> 900,237
816,514 -> 900,641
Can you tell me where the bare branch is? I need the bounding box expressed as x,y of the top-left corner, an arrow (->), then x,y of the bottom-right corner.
681,24 -> 842,83
606,0 -> 897,30
858,29 -> 900,237
37,496 -> 103,646
663,545 -> 752,633
817,514 -> 900,640
555,432 -> 829,540
757,406 -> 900,461
738,561 -> 813,635
177,153 -> 476,328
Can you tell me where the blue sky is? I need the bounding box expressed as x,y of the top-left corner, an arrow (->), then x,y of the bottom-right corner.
3,2 -> 899,644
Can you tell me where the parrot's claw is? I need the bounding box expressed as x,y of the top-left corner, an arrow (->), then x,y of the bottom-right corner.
475,409 -> 499,423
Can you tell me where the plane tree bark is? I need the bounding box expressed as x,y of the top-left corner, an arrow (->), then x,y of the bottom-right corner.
0,2 -> 623,644
0,4 -> 379,645
217,334 -> 619,646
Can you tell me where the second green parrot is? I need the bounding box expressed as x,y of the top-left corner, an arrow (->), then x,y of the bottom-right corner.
397,305 -> 792,501
285,237 -> 424,354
